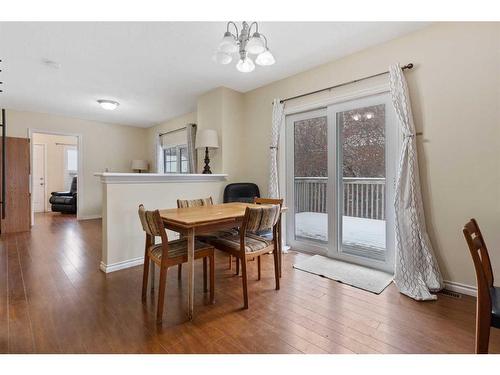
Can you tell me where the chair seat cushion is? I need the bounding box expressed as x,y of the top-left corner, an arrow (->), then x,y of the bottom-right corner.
209,233 -> 273,253
254,229 -> 272,240
149,239 -> 212,261
491,287 -> 500,328
49,195 -> 75,205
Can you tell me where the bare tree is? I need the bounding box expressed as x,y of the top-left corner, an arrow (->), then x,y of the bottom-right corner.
293,105 -> 385,178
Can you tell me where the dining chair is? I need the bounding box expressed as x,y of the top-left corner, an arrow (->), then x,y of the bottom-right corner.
253,197 -> 284,279
463,218 -> 499,353
138,204 -> 215,323
208,204 -> 281,309
223,182 -> 260,203
177,196 -> 238,272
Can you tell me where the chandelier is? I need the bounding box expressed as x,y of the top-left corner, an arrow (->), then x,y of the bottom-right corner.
213,21 -> 275,73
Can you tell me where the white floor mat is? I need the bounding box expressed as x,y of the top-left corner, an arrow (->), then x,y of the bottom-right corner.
293,255 -> 393,294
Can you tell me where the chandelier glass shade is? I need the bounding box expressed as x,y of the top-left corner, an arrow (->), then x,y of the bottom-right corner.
214,22 -> 275,73
236,55 -> 255,73
255,49 -> 275,66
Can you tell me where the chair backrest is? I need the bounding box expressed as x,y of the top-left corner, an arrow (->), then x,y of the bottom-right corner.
242,205 -> 280,235
138,204 -> 164,237
177,196 -> 213,208
223,183 -> 260,203
463,218 -> 494,313
138,205 -> 170,261
70,176 -> 77,194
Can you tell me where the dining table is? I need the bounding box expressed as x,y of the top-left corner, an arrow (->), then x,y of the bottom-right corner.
159,201 -> 284,320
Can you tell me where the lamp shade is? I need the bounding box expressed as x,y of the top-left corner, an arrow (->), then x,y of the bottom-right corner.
131,159 -> 149,171
195,129 -> 219,149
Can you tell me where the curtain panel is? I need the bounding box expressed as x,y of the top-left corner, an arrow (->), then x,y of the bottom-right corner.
186,123 -> 197,173
269,99 -> 285,198
389,63 -> 443,301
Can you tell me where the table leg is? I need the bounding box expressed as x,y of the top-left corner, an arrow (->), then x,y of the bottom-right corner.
278,217 -> 283,278
187,227 -> 195,320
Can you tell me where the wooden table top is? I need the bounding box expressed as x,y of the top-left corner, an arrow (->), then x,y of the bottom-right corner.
159,202 -> 264,227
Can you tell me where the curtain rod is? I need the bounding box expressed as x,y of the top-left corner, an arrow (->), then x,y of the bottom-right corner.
159,126 -> 187,137
279,63 -> 414,104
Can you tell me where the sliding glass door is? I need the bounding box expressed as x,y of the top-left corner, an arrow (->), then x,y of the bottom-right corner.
286,92 -> 397,272
286,108 -> 329,255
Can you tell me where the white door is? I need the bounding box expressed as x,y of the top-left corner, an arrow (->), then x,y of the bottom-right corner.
286,108 -> 330,256
286,92 -> 398,272
328,93 -> 398,273
33,144 -> 46,213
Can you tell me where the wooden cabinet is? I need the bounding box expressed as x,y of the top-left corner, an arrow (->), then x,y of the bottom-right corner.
0,137 -> 31,233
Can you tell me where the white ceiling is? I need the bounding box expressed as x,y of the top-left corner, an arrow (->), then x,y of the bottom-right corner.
0,22 -> 429,127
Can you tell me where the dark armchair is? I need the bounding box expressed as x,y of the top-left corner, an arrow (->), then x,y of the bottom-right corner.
49,176 -> 77,214
223,183 -> 260,203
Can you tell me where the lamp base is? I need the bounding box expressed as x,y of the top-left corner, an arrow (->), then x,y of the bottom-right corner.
202,147 -> 212,174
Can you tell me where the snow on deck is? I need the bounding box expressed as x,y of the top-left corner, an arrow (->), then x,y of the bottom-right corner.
295,212 -> 386,250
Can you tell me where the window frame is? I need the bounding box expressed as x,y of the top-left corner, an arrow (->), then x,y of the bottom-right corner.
162,144 -> 189,174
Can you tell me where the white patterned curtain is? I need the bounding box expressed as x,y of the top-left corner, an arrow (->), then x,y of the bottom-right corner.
186,123 -> 197,173
389,64 -> 443,301
268,99 -> 285,198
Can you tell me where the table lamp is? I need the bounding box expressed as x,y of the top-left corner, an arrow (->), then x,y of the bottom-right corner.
195,129 -> 219,174
131,159 -> 149,173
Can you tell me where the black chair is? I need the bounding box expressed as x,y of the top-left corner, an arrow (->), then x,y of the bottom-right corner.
223,183 -> 260,203
223,183 -> 260,274
49,176 -> 77,214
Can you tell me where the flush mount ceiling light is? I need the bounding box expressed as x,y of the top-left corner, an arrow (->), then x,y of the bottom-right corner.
213,21 -> 275,73
42,59 -> 61,69
97,99 -> 119,111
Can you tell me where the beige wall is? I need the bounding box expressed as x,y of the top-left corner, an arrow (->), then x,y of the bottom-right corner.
147,87 -> 245,182
196,88 -> 224,173
220,87 -> 245,183
6,109 -> 149,218
32,133 -> 78,210
240,22 -> 500,287
101,178 -> 226,270
196,87 -> 245,180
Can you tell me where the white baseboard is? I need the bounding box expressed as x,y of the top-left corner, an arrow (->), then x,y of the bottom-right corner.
443,280 -> 477,297
100,257 -> 143,273
78,214 -> 102,220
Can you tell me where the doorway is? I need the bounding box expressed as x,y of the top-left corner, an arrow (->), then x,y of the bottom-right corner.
286,92 -> 398,273
30,131 -> 81,224
33,143 -> 47,213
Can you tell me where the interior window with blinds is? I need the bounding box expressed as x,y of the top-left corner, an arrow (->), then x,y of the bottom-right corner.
163,144 -> 188,173
158,124 -> 196,174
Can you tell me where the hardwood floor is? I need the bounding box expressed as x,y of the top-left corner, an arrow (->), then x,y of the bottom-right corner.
1,212 -> 499,354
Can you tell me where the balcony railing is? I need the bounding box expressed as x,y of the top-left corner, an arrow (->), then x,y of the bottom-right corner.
294,177 -> 386,220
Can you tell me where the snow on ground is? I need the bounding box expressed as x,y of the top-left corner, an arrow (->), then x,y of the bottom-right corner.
295,212 -> 386,250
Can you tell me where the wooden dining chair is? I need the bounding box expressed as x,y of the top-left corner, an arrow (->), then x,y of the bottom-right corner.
177,196 -> 238,272
208,204 -> 281,309
138,204 -> 215,323
253,197 -> 284,279
463,218 -> 500,353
